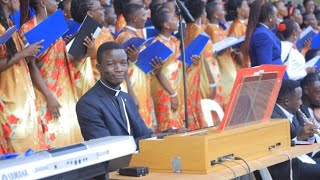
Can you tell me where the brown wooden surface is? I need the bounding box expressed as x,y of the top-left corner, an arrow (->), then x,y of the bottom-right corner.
130,120 -> 291,174
110,143 -> 320,180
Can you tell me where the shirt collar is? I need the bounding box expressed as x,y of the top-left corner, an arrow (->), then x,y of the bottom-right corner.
160,34 -> 171,41
277,104 -> 294,123
125,25 -> 137,32
259,23 -> 269,29
239,19 -> 246,24
100,80 -> 121,96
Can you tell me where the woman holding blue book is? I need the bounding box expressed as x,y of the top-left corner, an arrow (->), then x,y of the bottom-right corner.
0,0 -> 45,153
149,6 -> 190,132
19,0 -> 82,149
184,0 -> 221,128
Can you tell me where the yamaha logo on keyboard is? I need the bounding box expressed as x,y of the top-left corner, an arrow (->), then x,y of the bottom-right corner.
1,170 -> 28,180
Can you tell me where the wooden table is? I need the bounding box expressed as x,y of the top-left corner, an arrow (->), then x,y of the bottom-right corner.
109,144 -> 320,180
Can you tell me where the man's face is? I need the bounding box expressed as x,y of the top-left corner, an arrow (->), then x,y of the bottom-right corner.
98,49 -> 128,87
305,0 -> 315,14
286,87 -> 302,113
306,81 -> 320,107
134,8 -> 147,29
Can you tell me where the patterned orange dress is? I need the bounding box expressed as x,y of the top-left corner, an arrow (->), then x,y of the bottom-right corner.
228,18 -> 248,70
20,18 -> 82,149
228,19 -> 247,38
205,23 -> 237,108
185,23 -> 224,127
116,27 -> 154,128
0,21 -> 45,153
150,35 -> 185,132
74,27 -> 114,97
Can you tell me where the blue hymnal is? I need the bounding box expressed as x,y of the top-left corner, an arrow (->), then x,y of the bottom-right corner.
122,37 -> 145,49
136,40 -> 173,74
62,19 -> 80,38
143,26 -> 158,39
296,26 -> 316,51
24,9 -> 68,57
0,26 -> 17,45
310,33 -> 320,49
178,33 -> 210,65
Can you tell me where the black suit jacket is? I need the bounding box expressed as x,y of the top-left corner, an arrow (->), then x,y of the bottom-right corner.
271,104 -> 302,140
76,81 -> 153,147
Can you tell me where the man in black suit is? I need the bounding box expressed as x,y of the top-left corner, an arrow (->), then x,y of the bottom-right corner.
76,42 -> 153,146
263,80 -> 320,180
300,73 -> 320,129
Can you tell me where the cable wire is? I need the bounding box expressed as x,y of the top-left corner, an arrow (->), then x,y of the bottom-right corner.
234,157 -> 252,180
224,158 -> 249,174
211,161 -> 237,179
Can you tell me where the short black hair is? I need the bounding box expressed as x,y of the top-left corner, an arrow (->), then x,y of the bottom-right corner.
206,2 -> 219,20
97,42 -> 125,64
71,0 -> 93,23
305,49 -> 320,62
123,3 -> 144,23
151,6 -> 171,30
185,0 -> 205,23
259,3 -> 275,23
300,73 -> 320,92
277,79 -> 301,103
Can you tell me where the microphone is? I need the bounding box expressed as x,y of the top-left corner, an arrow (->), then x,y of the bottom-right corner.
175,0 -> 195,22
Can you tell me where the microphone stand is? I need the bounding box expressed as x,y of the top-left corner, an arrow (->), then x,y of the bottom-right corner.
178,14 -> 189,129
175,0 -> 194,129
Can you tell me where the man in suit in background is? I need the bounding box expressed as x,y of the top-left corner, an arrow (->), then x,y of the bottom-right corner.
259,79 -> 320,180
300,73 -> 320,129
76,42 -> 153,146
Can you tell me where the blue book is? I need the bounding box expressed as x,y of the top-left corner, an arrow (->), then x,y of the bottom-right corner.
178,34 -> 210,65
143,26 -> 158,39
24,9 -> 68,57
122,37 -> 145,49
136,40 -> 173,74
296,26 -> 317,51
0,26 -> 17,45
310,33 -> 320,49
62,19 -> 80,38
